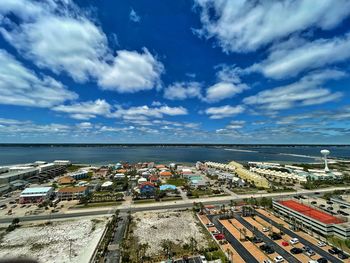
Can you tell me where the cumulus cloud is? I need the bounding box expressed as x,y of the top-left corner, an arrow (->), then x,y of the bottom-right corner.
0,0 -> 163,93
52,99 -> 112,120
164,82 -> 202,100
205,82 -> 247,103
205,105 -> 245,119
129,8 -> 141,22
112,105 -> 188,120
98,49 -> 164,92
0,49 -> 77,108
243,69 -> 345,111
249,34 -> 350,79
204,65 -> 248,102
194,0 -> 350,52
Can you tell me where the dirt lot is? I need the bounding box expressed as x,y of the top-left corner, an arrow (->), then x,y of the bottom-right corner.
0,218 -> 107,263
132,210 -> 208,256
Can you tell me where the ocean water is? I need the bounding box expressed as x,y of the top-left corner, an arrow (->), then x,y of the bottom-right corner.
0,145 -> 349,166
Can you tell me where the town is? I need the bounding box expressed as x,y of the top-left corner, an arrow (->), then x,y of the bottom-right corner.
1,150 -> 350,263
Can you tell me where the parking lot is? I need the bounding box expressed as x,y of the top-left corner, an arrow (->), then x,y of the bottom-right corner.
202,206 -> 350,263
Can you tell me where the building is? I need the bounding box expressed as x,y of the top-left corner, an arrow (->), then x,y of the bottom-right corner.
101,181 -> 113,189
69,170 -> 89,180
114,173 -> 126,180
273,199 -> 350,239
0,168 -> 39,184
94,168 -> 109,178
149,175 -> 159,184
159,171 -> 172,179
139,182 -> 156,197
54,160 -> 71,166
19,187 -> 53,203
189,175 -> 207,188
57,176 -> 76,185
249,167 -> 308,183
57,187 -> 89,200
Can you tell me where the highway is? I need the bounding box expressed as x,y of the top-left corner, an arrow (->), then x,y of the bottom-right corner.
1,186 -> 349,224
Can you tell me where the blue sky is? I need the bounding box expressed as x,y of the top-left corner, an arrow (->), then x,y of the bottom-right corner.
0,0 -> 350,143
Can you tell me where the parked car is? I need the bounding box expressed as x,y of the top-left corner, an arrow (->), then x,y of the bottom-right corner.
308,261 -> 318,263
271,233 -> 282,240
214,234 -> 225,240
206,223 -> 214,227
263,260 -> 272,263
260,244 -> 269,251
262,227 -> 269,232
211,230 -> 220,234
274,256 -> 284,263
265,247 -> 275,254
306,250 -> 316,256
281,241 -> 289,247
289,238 -> 299,245
252,237 -> 263,243
328,247 -> 341,254
290,247 -> 303,254
317,241 -> 326,247
338,253 -> 349,259
317,258 -> 328,263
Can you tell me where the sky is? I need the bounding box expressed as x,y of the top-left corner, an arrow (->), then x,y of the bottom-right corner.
0,0 -> 350,144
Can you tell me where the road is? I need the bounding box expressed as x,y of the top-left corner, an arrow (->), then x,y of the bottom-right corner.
1,186 -> 349,224
208,214 -> 259,263
233,213 -> 301,263
255,210 -> 343,263
105,215 -> 128,263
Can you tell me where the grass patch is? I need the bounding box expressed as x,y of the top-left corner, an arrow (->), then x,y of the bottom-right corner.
66,164 -> 87,172
231,188 -> 259,194
133,199 -> 157,204
160,196 -> 182,202
166,178 -> 187,187
73,201 -> 121,209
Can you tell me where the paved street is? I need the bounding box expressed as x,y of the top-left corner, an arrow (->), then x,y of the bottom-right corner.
1,186 -> 349,224
105,215 -> 128,263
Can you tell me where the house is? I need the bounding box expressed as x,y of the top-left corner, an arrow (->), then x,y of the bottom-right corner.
57,176 -> 76,185
149,175 -> 159,184
156,164 -> 166,170
159,171 -> 172,179
94,168 -> 109,178
114,173 -> 125,180
139,182 -> 156,197
56,186 -> 88,200
69,170 -> 88,180
19,187 -> 53,203
101,181 -> 113,189
116,169 -> 127,174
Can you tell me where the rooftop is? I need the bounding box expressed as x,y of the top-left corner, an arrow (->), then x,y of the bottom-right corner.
21,187 -> 53,194
57,186 -> 87,193
278,200 -> 344,224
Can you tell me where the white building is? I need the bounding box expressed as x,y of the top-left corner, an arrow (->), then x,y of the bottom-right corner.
54,160 -> 71,166
19,187 -> 53,203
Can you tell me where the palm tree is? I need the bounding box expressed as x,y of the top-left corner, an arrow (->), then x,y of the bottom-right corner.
242,228 -> 247,241
161,239 -> 172,259
199,202 -> 205,214
12,218 -> 20,226
139,243 -> 149,262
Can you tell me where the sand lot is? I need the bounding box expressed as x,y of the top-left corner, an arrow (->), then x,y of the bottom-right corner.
0,218 -> 107,263
133,210 -> 208,255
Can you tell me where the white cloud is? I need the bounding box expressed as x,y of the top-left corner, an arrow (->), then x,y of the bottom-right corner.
205,82 -> 248,103
249,34 -> 350,79
0,49 -> 77,107
129,8 -> 141,22
205,105 -> 245,119
53,99 -> 112,120
204,65 -> 248,102
164,82 -> 202,100
243,69 -> 345,111
194,0 -> 350,52
98,48 -> 164,92
0,0 -> 163,93
112,105 -> 188,121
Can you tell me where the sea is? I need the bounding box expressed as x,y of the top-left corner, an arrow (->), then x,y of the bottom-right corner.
0,145 -> 350,166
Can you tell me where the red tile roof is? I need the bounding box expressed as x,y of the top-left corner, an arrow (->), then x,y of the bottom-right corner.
139,182 -> 155,188
160,171 -> 172,177
279,200 -> 344,224
57,186 -> 87,193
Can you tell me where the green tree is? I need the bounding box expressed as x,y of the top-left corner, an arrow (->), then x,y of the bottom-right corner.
12,218 -> 20,226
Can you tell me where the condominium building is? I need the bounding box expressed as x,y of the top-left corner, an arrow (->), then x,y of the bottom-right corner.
57,186 -> 89,200
273,199 -> 350,239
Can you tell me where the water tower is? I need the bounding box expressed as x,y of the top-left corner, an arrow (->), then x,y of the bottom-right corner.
320,149 -> 330,172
